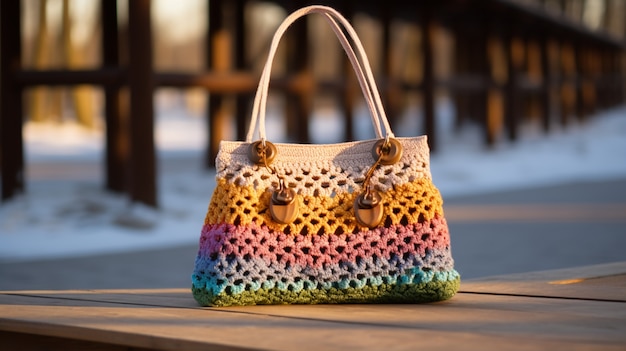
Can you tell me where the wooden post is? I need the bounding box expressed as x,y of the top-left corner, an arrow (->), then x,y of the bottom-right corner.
285,3 -> 311,144
584,45 -> 598,119
606,48 -> 618,108
615,50 -> 622,105
102,0 -> 126,193
342,66 -> 357,142
505,33 -> 523,141
584,46 -> 599,116
420,5 -> 437,152
128,0 -> 157,207
234,0 -> 249,142
539,36 -> 552,133
381,4 -> 399,132
451,23 -> 467,132
599,48 -> 613,109
559,41 -> 576,127
0,0 -> 25,200
466,31 -> 492,144
206,0 -> 233,167
481,29 -> 499,146
453,24 -> 470,132
339,3 -> 356,142
574,42 -> 587,122
611,50 -> 626,105
30,0 -> 49,123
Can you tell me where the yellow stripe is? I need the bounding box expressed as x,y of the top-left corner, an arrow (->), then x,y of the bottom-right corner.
204,177 -> 445,234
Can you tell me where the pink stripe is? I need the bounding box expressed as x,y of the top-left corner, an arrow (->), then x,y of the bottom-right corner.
197,215 -> 451,268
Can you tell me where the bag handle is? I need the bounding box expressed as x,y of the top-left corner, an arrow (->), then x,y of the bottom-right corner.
245,5 -> 395,143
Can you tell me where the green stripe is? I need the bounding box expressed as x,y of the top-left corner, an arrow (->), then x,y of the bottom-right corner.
193,276 -> 460,307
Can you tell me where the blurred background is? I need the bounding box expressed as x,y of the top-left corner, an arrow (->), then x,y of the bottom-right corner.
0,0 -> 625,289
13,0 -> 626,142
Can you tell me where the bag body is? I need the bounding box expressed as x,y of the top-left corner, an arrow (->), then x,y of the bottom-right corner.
192,5 -> 459,307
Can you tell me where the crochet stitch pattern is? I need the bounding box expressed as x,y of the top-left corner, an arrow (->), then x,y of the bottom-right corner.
192,137 -> 460,307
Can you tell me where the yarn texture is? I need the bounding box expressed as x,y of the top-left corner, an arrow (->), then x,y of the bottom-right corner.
192,136 -> 460,307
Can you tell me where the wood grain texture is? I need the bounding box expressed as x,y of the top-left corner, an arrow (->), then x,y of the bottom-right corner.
1,291 -> 625,350
461,261 -> 626,301
1,263 -> 625,350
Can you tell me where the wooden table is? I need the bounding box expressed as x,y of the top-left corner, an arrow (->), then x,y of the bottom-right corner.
1,262 -> 625,351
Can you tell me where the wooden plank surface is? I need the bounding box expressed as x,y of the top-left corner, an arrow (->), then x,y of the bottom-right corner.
461,261 -> 626,301
1,262 -> 625,351
1,292 -> 624,351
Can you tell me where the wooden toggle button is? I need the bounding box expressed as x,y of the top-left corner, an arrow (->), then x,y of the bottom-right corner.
354,189 -> 384,228
248,140 -> 277,166
270,187 -> 298,224
372,138 -> 403,165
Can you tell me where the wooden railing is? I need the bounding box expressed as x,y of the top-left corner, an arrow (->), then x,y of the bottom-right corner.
1,0 -> 624,207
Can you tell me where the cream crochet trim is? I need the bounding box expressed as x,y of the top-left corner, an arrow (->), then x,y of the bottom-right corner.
216,136 -> 432,197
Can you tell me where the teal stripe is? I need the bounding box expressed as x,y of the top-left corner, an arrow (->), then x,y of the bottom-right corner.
193,267 -> 459,297
192,274 -> 460,307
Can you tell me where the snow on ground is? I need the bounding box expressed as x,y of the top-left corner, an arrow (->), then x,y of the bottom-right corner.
1,99 -> 625,262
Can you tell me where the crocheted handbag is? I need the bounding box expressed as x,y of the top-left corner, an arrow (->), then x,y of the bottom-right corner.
192,5 -> 459,307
